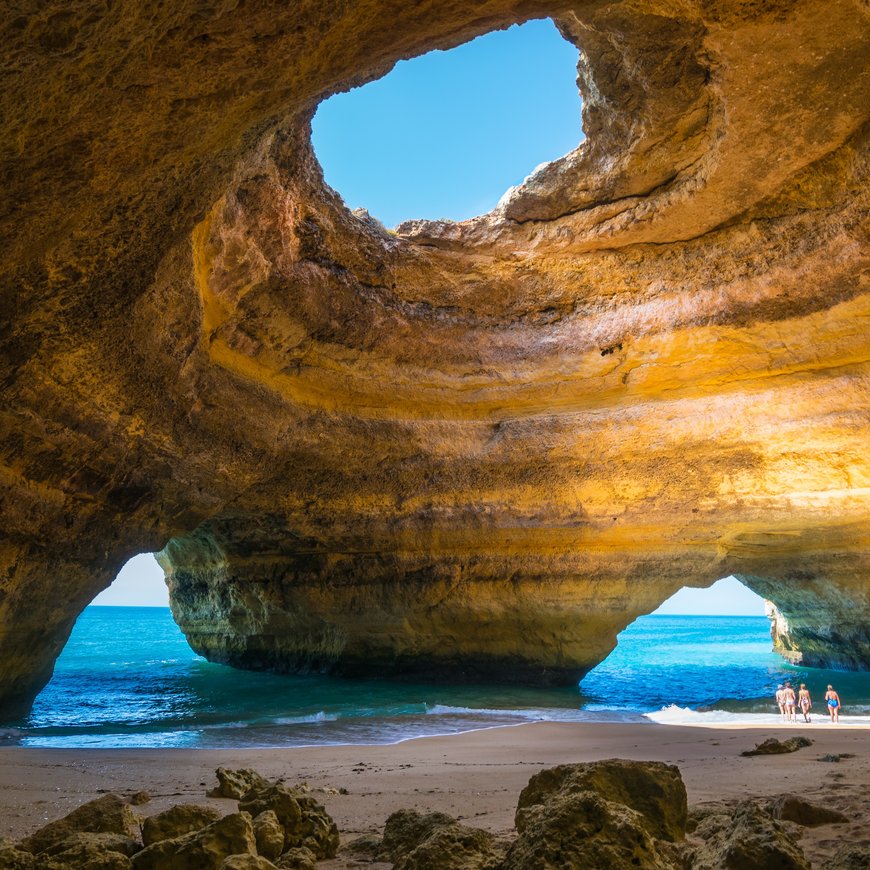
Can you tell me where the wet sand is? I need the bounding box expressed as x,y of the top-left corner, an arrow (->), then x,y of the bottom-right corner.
1,721 -> 868,867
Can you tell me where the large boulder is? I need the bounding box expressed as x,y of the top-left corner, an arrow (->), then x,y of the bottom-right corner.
210,768 -> 272,800
515,760 -> 687,842
379,810 -> 457,861
131,812 -> 256,870
769,795 -> 849,826
692,800 -> 810,870
238,783 -> 339,859
378,809 -> 501,870
19,794 -> 139,855
142,804 -> 223,845
252,810 -> 285,860
503,789 -> 679,870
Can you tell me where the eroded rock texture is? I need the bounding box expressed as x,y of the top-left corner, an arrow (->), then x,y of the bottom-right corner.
2,0 -> 870,714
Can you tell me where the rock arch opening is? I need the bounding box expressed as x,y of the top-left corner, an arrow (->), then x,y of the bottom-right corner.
311,18 -> 583,227
17,555 -> 198,745
579,577 -> 781,714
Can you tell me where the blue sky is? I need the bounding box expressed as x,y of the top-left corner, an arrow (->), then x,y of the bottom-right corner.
311,19 -> 583,227
94,22 -> 766,617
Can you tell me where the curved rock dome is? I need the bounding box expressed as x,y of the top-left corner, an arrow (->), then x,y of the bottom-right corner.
2,0 -> 869,716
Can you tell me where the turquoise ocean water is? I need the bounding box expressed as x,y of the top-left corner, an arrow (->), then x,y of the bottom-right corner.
4,608 -> 870,748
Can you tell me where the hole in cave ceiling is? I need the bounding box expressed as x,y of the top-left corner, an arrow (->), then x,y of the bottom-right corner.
311,18 -> 583,228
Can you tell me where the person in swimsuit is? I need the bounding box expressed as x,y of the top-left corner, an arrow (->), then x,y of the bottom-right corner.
784,682 -> 796,722
825,685 -> 841,723
798,684 -> 812,723
775,684 -> 786,719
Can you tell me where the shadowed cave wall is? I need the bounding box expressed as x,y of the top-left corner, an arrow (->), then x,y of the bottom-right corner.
1,0 -> 869,716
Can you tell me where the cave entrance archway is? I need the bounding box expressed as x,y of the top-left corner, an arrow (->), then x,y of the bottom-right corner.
22,555 -> 204,746
578,577 -> 790,716
311,17 -> 583,227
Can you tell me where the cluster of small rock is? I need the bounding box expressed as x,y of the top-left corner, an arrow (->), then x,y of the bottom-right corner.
2,760 -> 864,869
0,767 -> 338,869
351,759 -> 860,870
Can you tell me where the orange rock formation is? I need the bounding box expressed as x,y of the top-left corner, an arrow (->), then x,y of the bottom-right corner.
1,0 -> 869,715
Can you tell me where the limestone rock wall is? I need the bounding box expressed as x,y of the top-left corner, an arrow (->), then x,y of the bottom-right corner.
2,0 -> 869,714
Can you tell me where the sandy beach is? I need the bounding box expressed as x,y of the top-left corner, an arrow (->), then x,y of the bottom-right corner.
1,720 -> 868,867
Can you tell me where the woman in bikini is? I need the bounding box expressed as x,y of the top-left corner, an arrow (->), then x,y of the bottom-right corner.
825,685 -> 841,723
798,684 -> 812,723
775,684 -> 786,719
783,682 -> 796,722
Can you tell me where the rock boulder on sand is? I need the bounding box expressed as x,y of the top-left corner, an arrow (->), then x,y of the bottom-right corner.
515,759 -> 688,842
379,809 -> 456,860
769,795 -> 849,826
210,768 -> 272,800
18,794 -> 139,855
504,789 -> 679,870
127,792 -> 151,806
370,760 -> 694,870
378,809 -> 502,870
252,810 -> 285,860
741,736 -> 813,757
238,783 -> 339,859
131,812 -> 256,870
692,800 -> 810,870
142,804 -> 222,845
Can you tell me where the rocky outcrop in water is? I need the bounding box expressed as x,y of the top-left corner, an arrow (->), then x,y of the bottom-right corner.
2,0 -> 869,713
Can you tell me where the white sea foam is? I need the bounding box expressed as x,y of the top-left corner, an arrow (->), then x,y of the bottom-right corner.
645,704 -> 870,728
425,703 -> 566,720
273,711 -> 339,725
423,704 -> 644,724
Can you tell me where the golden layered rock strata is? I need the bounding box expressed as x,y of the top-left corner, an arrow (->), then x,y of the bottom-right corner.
1,0 -> 869,714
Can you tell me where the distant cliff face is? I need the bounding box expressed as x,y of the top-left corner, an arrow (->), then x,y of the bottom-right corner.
2,0 -> 869,715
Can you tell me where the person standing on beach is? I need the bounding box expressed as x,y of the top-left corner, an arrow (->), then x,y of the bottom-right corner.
825,685 -> 841,723
798,684 -> 812,723
775,684 -> 786,719
784,683 -> 796,722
